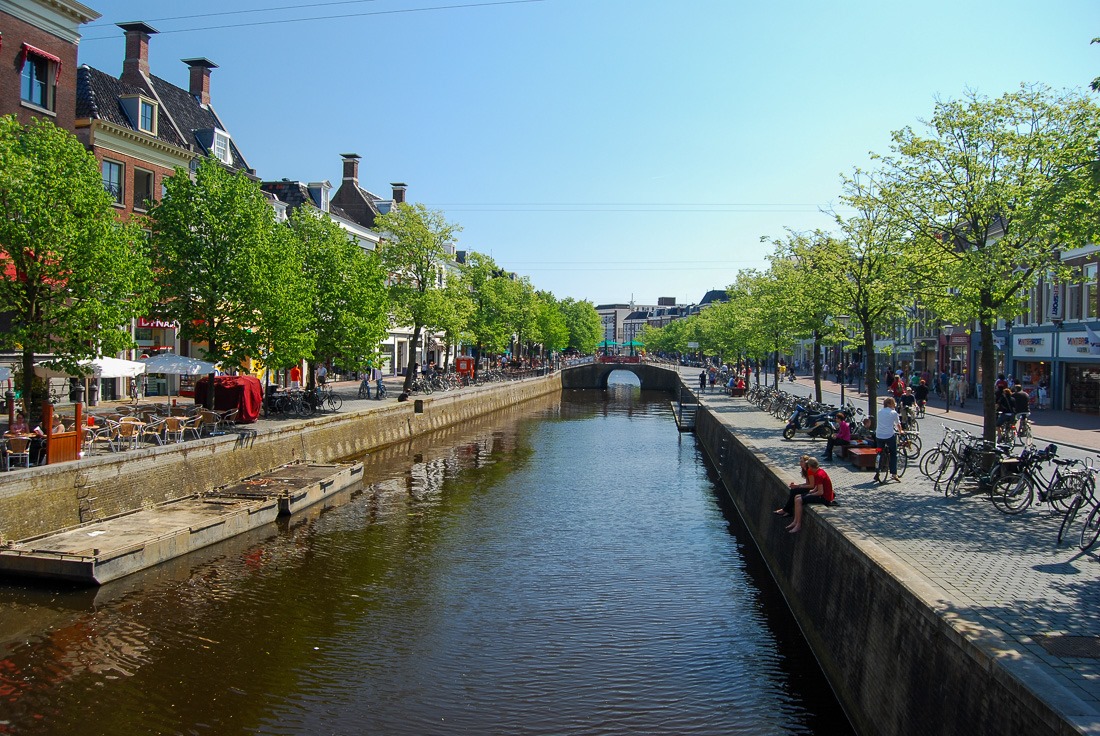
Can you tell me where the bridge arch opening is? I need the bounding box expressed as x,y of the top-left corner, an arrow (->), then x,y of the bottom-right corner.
605,369 -> 642,388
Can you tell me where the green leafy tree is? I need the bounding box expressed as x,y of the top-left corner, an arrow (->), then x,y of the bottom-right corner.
726,269 -> 795,386
0,116 -> 154,420
455,252 -> 511,371
250,215 -> 313,382
429,276 -> 475,371
872,85 -> 1100,437
820,171 -> 915,417
533,291 -> 569,360
289,208 -> 389,378
559,297 -> 602,354
149,157 -> 295,404
374,203 -> 461,392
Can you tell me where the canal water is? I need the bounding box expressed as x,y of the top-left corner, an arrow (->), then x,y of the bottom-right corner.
0,377 -> 852,735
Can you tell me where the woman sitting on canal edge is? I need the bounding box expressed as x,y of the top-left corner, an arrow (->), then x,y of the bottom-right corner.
775,456 -> 834,534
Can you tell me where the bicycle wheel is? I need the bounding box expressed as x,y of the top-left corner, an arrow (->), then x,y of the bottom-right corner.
1080,502 -> 1100,551
1018,421 -> 1033,447
990,474 -> 1033,515
1057,496 -> 1083,545
919,448 -> 944,478
1047,476 -> 1080,514
896,449 -> 908,478
326,395 -> 343,412
899,434 -> 921,460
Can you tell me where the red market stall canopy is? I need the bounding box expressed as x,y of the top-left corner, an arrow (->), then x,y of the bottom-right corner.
193,375 -> 262,424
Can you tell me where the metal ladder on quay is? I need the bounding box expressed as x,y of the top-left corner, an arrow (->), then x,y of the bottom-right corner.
673,388 -> 699,432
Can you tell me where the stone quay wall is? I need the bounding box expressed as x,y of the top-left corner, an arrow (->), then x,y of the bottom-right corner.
0,374 -> 562,542
690,393 -> 1075,736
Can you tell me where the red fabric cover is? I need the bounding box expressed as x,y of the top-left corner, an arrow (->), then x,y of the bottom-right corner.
193,375 -> 262,423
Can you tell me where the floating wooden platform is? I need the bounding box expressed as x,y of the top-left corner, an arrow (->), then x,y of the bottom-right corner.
0,461 -> 363,585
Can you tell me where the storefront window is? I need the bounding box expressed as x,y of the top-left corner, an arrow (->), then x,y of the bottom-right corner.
1067,364 -> 1100,414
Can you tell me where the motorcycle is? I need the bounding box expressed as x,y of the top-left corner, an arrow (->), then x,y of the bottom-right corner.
782,404 -> 837,441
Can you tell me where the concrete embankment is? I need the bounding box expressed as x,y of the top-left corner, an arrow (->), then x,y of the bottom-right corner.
0,374 -> 561,542
689,379 -> 1087,736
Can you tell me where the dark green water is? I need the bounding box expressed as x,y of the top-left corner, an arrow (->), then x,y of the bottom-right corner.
0,381 -> 851,734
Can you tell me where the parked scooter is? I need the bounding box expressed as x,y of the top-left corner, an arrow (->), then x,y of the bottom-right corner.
782,404 -> 836,440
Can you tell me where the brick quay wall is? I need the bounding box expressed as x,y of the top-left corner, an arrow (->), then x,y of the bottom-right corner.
689,383 -> 1079,736
0,374 -> 562,542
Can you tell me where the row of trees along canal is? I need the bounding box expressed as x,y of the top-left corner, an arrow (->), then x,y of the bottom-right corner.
0,115 -> 604,423
642,85 -> 1100,444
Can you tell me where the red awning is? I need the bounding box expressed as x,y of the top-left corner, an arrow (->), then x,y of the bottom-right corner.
21,43 -> 62,82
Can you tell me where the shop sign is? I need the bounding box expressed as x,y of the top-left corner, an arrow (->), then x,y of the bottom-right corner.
948,334 -> 970,345
138,317 -> 177,329
1068,333 -> 1100,355
992,336 -> 1005,349
1049,283 -> 1063,321
1016,336 -> 1048,356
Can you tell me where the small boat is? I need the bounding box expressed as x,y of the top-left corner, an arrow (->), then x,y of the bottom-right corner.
0,461 -> 363,585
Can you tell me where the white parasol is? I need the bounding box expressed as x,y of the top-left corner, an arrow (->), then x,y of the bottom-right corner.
34,356 -> 147,379
139,353 -> 218,376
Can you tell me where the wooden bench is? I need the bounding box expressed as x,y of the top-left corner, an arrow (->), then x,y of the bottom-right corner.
726,387 -> 745,398
848,447 -> 879,470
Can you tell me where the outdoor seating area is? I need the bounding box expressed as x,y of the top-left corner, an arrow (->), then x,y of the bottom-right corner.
77,403 -> 240,457
0,402 -> 242,470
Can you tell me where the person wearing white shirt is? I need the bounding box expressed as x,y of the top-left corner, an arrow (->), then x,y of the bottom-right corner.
874,397 -> 904,484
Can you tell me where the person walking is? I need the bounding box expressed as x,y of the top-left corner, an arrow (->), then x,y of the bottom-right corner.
699,370 -> 707,393
874,397 -> 903,484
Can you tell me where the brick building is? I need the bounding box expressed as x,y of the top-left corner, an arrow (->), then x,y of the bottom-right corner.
73,21 -> 254,399
0,0 -> 99,131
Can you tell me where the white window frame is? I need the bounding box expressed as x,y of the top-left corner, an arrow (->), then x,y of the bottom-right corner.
102,159 -> 124,205
213,130 -> 230,164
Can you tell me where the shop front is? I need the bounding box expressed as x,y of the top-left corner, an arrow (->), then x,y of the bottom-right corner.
1060,330 -> 1100,414
134,318 -> 179,397
1011,333 -> 1051,406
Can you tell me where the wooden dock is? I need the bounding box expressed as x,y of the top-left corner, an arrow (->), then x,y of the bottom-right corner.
0,461 -> 363,585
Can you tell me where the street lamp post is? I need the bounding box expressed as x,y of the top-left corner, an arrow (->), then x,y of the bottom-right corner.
942,324 -> 954,414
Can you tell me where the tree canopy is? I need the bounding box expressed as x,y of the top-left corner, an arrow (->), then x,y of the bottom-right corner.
0,116 -> 154,418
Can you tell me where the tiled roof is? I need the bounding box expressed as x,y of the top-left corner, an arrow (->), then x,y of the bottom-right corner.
76,65 -> 250,172
77,65 -> 187,149
147,74 -> 249,171
698,289 -> 729,305
259,181 -> 313,210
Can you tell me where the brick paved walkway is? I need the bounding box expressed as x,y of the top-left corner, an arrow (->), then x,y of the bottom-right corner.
686,370 -> 1100,727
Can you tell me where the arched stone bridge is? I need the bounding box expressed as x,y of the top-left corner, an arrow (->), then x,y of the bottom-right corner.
560,360 -> 682,391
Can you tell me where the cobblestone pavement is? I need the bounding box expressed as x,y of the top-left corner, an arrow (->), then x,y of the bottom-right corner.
684,370 -> 1100,723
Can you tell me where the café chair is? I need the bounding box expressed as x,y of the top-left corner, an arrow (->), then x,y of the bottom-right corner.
163,416 -> 187,444
7,437 -> 31,469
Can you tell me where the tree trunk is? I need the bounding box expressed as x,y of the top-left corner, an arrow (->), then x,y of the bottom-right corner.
979,315 -> 997,442
863,324 -> 878,421
812,330 -> 822,403
21,348 -> 37,426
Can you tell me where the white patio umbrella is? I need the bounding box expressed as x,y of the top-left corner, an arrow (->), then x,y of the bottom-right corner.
35,356 -> 147,379
139,353 -> 217,376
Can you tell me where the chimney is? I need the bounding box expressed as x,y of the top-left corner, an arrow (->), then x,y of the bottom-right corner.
391,182 -> 407,204
181,58 -> 218,106
118,22 -> 158,87
341,153 -> 360,186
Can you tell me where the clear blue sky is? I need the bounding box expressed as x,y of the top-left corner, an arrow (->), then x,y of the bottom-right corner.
77,0 -> 1097,306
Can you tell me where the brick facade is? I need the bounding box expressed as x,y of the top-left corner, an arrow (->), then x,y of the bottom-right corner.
0,2 -> 97,132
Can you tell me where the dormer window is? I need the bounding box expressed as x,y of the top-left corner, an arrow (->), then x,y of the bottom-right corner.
120,94 -> 158,135
140,100 -> 155,131
213,130 -> 230,164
